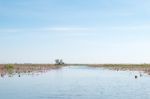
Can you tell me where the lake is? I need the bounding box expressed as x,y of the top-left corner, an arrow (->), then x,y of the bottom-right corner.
0,66 -> 150,99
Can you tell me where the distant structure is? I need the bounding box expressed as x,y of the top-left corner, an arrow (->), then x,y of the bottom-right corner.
55,59 -> 65,65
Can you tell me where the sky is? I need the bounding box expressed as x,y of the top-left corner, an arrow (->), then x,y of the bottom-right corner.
0,0 -> 150,64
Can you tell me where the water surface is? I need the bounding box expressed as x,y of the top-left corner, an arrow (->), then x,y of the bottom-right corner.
0,66 -> 150,99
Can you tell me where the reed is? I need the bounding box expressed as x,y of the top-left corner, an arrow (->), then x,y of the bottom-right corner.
5,64 -> 14,70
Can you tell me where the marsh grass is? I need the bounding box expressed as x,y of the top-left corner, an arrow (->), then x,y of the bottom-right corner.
0,64 -> 62,77
87,64 -> 150,75
5,64 -> 14,70
1,64 -> 150,77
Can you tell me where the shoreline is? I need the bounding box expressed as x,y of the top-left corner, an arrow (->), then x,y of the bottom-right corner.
1,64 -> 150,76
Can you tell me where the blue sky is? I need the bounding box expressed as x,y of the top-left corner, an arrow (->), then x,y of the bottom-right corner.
0,0 -> 150,64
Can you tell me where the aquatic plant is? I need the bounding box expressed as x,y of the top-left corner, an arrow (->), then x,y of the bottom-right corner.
5,64 -> 14,70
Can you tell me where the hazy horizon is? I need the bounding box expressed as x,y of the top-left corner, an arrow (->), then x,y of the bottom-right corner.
1,0 -> 150,64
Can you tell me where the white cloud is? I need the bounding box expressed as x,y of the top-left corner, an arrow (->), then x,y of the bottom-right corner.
0,27 -> 96,33
1,25 -> 150,34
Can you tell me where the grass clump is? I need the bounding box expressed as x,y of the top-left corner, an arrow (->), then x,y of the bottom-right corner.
5,64 -> 14,70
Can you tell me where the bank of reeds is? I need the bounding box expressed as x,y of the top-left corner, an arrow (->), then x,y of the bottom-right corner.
87,64 -> 150,75
0,64 -> 62,77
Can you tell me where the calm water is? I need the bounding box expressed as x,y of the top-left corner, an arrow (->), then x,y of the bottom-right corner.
0,66 -> 150,99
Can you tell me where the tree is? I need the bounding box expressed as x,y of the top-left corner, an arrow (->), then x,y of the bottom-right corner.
55,59 -> 65,65
55,59 -> 60,65
60,59 -> 64,64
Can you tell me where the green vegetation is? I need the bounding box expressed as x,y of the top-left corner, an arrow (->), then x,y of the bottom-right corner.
4,64 -> 14,70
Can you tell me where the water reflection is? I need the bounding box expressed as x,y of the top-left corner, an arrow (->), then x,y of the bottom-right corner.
0,66 -> 150,99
